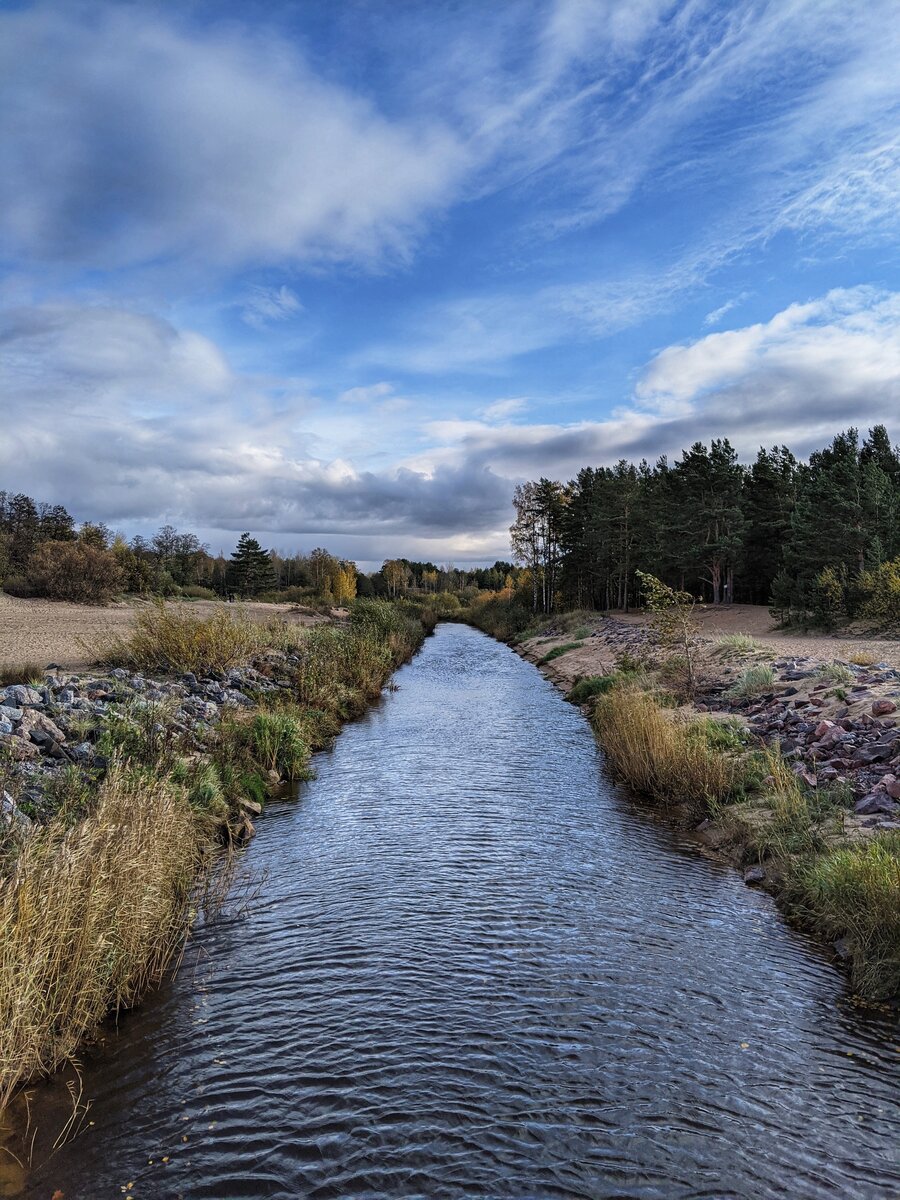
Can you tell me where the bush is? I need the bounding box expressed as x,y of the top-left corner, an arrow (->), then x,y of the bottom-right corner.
567,675 -> 621,705
0,575 -> 32,598
101,602 -> 264,674
25,540 -> 123,604
180,585 -> 219,601
856,558 -> 900,627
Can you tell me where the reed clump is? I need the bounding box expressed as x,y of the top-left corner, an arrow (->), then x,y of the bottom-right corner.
796,834 -> 900,999
592,687 -> 746,814
0,765 -> 204,1111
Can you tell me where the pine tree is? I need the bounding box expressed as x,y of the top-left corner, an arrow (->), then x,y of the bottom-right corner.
742,446 -> 797,604
228,532 -> 276,596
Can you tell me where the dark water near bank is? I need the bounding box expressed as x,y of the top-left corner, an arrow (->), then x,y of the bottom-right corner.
24,624 -> 900,1199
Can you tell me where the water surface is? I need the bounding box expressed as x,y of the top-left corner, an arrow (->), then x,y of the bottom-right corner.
25,624 -> 900,1198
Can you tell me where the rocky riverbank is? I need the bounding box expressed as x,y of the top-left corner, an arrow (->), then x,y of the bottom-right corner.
506,612 -> 900,1000
0,600 -> 429,1131
1,654 -> 299,835
518,614 -> 900,836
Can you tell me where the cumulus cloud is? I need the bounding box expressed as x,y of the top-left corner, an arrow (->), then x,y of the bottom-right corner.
408,287 -> 900,479
0,302 -> 510,549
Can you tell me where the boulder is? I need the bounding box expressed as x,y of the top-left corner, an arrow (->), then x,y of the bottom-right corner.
17,709 -> 66,744
855,792 -> 899,816
0,684 -> 42,707
872,698 -> 898,717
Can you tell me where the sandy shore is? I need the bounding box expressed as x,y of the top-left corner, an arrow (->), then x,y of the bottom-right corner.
0,592 -> 325,672
523,603 -> 900,693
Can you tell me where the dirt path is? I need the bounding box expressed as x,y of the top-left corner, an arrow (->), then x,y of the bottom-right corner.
0,593 -> 324,672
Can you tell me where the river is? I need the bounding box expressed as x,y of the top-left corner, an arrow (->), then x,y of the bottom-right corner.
23,623 -> 900,1198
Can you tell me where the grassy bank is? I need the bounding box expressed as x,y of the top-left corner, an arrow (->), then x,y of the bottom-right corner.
0,599 -> 426,1110
591,684 -> 900,1000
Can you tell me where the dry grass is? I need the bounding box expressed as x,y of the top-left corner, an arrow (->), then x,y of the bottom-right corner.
0,765 -> 205,1110
592,687 -> 743,813
97,602 -> 300,675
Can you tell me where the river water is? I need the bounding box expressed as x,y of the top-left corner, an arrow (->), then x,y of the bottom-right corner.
23,623 -> 900,1199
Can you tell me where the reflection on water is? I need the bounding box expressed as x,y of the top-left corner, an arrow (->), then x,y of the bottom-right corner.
23,624 -> 900,1199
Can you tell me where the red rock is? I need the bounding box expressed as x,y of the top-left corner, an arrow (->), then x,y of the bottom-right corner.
814,720 -> 835,739
872,699 -> 898,717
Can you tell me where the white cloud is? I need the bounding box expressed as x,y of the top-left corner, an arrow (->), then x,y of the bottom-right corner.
0,5 -> 468,272
480,398 -> 528,420
241,286 -> 303,329
338,382 -> 395,405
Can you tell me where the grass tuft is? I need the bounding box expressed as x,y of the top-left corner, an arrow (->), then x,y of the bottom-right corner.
727,664 -> 775,698
592,688 -> 748,814
797,834 -> 900,999
537,641 -> 583,665
814,661 -> 854,684
714,633 -> 765,657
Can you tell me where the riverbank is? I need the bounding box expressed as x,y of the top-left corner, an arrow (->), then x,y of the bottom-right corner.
0,600 -> 429,1143
472,604 -> 900,1002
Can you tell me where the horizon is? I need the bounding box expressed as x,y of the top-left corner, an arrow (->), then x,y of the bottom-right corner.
2,0 -> 899,567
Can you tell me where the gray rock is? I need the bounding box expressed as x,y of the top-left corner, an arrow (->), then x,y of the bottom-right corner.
854,792 -> 900,816
743,865 -> 766,885
1,684 -> 43,707
0,704 -> 23,723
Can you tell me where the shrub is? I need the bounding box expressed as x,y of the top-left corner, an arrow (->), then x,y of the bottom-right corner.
180,585 -> 219,601
727,664 -> 775,698
0,576 -> 31,598
567,675 -> 621,705
856,558 -> 900,627
25,540 -> 123,604
811,565 -> 847,629
101,602 -> 264,674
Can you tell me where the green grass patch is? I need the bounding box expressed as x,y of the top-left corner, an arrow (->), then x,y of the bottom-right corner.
537,641 -> 583,665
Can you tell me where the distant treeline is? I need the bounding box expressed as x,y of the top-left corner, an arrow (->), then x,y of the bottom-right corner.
0,491 -> 520,605
509,426 -> 900,627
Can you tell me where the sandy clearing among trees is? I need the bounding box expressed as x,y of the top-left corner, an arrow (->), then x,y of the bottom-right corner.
520,603 -> 900,693
0,592 -> 324,672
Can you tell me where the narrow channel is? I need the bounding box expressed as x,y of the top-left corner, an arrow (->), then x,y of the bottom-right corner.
25,624 -> 900,1199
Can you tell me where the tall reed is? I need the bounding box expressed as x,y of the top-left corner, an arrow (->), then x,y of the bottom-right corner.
0,766 -> 204,1110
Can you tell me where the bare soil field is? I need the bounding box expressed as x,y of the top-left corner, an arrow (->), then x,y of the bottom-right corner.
0,592 -> 325,672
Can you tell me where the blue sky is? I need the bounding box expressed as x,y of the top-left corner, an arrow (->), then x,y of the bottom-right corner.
1,0 -> 899,567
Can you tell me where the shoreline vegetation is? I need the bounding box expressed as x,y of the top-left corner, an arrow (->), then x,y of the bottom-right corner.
0,598 -> 439,1125
468,592 -> 900,1005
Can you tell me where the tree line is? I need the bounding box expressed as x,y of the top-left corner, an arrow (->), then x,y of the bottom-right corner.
0,491 -> 522,606
509,426 -> 900,627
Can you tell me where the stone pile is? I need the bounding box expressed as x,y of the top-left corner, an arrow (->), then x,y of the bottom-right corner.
0,651 -> 304,827
717,657 -> 900,829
